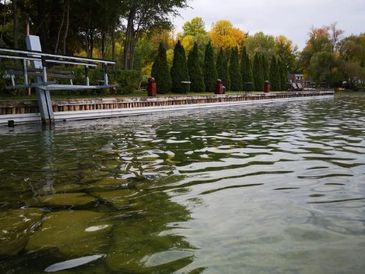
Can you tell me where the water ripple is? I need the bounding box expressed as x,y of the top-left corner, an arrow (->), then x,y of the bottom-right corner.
0,94 -> 365,273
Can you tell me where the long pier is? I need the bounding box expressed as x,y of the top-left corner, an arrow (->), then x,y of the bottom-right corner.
0,91 -> 334,126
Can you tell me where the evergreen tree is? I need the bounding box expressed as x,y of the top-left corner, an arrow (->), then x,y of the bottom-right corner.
262,54 -> 270,81
204,42 -> 217,92
253,53 -> 264,91
269,56 -> 281,91
229,47 -> 242,91
216,48 -> 230,90
188,42 -> 205,92
216,48 -> 224,82
241,47 -> 253,91
171,40 -> 190,93
151,42 -> 171,94
222,51 -> 231,91
279,59 -> 288,90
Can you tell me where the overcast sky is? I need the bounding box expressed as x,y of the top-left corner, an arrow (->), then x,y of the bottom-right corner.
172,0 -> 365,49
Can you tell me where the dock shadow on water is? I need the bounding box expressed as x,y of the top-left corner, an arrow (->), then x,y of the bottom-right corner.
1,93 -> 365,273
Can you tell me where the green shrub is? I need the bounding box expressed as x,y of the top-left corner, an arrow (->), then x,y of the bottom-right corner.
0,61 -> 28,96
244,82 -> 254,91
113,70 -> 141,95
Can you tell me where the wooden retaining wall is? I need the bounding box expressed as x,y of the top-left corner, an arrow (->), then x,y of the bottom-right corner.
0,91 -> 334,115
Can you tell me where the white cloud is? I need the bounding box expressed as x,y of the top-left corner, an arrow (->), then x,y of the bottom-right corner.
173,0 -> 365,49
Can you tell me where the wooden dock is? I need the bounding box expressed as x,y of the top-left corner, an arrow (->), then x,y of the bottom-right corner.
0,91 -> 334,126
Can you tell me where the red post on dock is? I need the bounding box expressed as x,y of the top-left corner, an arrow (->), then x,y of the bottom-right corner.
264,81 -> 271,93
147,77 -> 157,96
215,79 -> 225,94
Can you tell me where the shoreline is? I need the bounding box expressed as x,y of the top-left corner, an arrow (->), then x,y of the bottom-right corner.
0,91 -> 334,126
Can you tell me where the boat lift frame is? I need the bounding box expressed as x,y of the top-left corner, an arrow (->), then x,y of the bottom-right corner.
0,35 -> 116,124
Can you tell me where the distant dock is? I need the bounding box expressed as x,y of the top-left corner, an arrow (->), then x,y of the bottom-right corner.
0,91 -> 334,126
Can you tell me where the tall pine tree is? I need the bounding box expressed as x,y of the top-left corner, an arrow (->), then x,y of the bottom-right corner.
216,48 -> 230,90
262,54 -> 270,81
171,40 -> 190,93
241,47 -> 253,91
222,50 -> 231,91
278,59 -> 288,91
188,42 -> 205,92
269,56 -> 281,91
151,42 -> 171,94
216,48 -> 224,82
229,47 -> 242,91
253,53 -> 264,91
204,42 -> 217,92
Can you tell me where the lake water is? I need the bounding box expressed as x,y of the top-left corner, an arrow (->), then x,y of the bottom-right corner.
0,93 -> 364,274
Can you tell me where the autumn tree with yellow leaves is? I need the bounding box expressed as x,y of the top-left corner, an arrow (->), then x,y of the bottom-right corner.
209,20 -> 246,50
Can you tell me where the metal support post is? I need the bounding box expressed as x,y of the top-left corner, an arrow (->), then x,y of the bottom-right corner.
85,66 -> 90,86
25,35 -> 54,124
103,64 -> 109,86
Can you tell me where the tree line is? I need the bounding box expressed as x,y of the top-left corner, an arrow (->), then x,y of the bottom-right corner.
152,40 -> 288,93
301,23 -> 365,89
0,1 -> 364,93
0,0 -> 187,69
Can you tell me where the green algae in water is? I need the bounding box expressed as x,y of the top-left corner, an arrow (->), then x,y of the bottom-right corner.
92,189 -> 137,209
0,208 -> 43,256
26,210 -> 111,257
106,191 -> 193,273
86,177 -> 127,192
27,193 -> 98,208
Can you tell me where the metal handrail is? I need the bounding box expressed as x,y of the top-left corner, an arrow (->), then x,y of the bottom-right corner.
44,59 -> 97,67
0,47 -> 115,65
0,54 -> 98,68
0,54 -> 41,62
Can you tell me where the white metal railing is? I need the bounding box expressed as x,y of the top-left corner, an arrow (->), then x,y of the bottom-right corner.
0,47 -> 116,90
0,48 -> 115,65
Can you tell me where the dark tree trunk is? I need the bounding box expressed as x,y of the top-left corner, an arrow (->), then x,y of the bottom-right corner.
86,30 -> 91,58
12,0 -> 18,48
123,8 -> 137,69
35,0 -> 49,51
111,29 -> 115,61
88,31 -> 94,58
55,0 -> 66,53
101,30 -> 106,59
90,31 -> 94,58
62,0 -> 70,55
